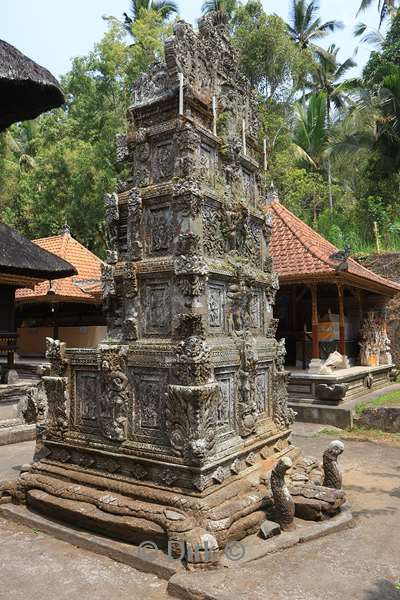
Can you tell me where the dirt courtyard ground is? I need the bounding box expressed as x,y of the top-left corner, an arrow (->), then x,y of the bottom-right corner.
0,430 -> 399,600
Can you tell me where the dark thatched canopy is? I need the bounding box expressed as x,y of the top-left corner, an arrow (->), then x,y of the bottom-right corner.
0,39 -> 64,131
0,223 -> 77,280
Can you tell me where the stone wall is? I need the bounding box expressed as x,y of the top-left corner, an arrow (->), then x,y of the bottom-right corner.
356,406 -> 400,433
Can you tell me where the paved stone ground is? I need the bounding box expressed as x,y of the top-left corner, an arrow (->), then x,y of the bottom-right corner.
172,433 -> 400,600
0,433 -> 399,599
0,440 -> 35,480
0,516 -> 169,600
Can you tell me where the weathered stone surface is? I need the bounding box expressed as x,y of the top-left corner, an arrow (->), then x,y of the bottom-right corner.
323,440 -> 344,489
356,406 -> 400,433
259,519 -> 281,540
271,457 -> 295,531
291,484 -> 346,521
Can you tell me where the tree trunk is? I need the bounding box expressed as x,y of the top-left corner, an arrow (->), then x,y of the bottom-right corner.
327,159 -> 333,212
327,98 -> 333,212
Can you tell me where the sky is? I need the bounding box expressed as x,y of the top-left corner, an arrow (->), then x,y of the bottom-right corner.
2,1 -> 387,80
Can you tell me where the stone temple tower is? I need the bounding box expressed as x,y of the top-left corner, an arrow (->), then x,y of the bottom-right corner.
18,13 -> 297,562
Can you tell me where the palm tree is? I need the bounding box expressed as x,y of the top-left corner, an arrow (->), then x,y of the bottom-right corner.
287,0 -> 343,51
305,45 -> 356,210
354,22 -> 384,51
292,92 -> 331,219
293,92 -> 328,169
123,0 -> 178,31
307,45 -> 357,121
357,0 -> 398,28
201,0 -> 238,19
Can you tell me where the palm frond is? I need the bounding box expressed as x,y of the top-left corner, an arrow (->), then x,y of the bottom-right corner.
356,0 -> 374,16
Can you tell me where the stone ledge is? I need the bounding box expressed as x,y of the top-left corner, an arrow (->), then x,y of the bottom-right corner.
0,424 -> 36,446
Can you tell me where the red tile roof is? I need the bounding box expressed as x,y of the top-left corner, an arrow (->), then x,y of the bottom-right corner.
269,201 -> 400,295
16,232 -> 102,303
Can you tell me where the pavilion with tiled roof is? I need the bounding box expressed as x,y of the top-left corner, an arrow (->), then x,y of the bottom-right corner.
268,199 -> 400,367
270,201 -> 400,296
265,198 -> 400,417
15,228 -> 106,356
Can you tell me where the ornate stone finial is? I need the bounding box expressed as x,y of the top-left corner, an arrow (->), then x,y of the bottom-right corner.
61,222 -> 71,236
45,337 -> 67,377
323,440 -> 344,489
265,181 -> 279,205
271,456 -> 295,531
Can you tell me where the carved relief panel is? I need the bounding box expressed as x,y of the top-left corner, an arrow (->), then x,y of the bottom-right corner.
75,370 -> 99,433
133,139 -> 151,187
130,368 -> 168,444
255,365 -> 270,416
144,205 -> 174,255
202,202 -> 225,258
242,167 -> 254,202
199,143 -> 215,186
143,280 -> 171,336
214,367 -> 236,430
249,289 -> 263,331
153,141 -> 175,182
208,282 -> 225,332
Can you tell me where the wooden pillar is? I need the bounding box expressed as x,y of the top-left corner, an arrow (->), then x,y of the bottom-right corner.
291,285 -> 297,331
310,284 -> 319,359
357,288 -> 363,326
337,283 -> 345,355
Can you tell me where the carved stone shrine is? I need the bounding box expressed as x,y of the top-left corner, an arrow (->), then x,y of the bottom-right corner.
15,13 -> 299,563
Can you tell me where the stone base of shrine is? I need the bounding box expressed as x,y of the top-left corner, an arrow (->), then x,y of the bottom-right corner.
1,433 -> 331,564
0,499 -> 353,586
287,364 -> 396,428
7,440 -> 297,553
0,382 -> 37,446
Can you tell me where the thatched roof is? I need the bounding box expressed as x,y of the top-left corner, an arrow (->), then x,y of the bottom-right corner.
0,39 -> 64,131
0,223 -> 77,280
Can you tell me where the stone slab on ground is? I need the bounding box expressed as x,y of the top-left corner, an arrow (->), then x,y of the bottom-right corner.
0,497 -> 353,578
356,406 -> 400,433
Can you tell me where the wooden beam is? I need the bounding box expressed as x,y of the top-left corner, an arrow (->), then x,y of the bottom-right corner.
310,284 -> 319,359
337,283 -> 345,355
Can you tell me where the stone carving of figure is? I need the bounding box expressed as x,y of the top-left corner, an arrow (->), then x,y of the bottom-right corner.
127,188 -> 143,261
104,192 -> 119,263
271,457 -> 295,531
99,346 -> 129,441
323,440 -> 345,489
45,337 -> 67,377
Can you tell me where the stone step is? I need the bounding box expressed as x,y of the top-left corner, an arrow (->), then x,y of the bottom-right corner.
27,488 -> 167,548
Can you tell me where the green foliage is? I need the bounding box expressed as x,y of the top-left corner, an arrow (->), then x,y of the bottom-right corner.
355,389 -> 400,415
0,15 -> 172,256
233,1 -> 307,103
123,0 -> 178,29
